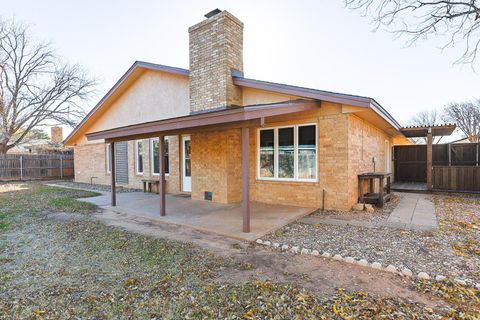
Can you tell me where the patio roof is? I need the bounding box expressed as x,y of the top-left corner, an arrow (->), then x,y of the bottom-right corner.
400,124 -> 456,138
86,99 -> 320,142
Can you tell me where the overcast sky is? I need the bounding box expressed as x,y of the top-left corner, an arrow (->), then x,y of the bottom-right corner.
3,0 -> 479,140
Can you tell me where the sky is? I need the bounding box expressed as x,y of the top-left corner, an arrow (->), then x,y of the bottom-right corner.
2,0 -> 479,141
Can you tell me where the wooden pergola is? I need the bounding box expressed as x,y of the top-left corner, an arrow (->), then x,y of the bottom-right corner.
86,99 -> 320,233
400,124 -> 456,190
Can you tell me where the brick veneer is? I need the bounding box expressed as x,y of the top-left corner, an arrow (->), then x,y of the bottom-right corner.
74,135 -> 180,194
189,11 -> 243,113
74,108 -> 393,211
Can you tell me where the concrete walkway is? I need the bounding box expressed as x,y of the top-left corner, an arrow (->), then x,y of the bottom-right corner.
381,193 -> 437,231
300,193 -> 438,231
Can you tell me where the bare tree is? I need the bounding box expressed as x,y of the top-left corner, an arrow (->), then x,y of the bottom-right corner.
0,19 -> 95,154
345,0 -> 480,65
408,109 -> 444,143
443,100 -> 480,142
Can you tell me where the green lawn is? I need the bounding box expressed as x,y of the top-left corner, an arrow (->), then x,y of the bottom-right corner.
0,182 -> 478,319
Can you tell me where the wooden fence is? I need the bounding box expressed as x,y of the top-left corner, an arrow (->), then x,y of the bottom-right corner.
432,166 -> 480,192
0,154 -> 74,181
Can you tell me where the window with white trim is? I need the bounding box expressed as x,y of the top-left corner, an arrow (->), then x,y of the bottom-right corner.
151,137 -> 169,175
135,140 -> 144,174
106,143 -> 111,173
258,124 -> 317,181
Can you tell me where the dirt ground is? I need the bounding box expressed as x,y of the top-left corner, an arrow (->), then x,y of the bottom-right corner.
1,182 -> 478,318
95,209 -> 438,305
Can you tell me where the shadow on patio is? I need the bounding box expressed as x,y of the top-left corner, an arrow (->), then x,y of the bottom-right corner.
79,191 -> 316,241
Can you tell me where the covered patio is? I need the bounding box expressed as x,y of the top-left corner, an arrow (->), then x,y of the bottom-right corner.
86,99 -> 320,235
79,191 -> 315,241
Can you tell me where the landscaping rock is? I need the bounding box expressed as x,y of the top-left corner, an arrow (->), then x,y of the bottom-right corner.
322,252 -> 331,258
402,269 -> 413,277
365,204 -> 375,213
371,262 -> 382,269
256,239 -> 263,244
435,275 -> 446,282
300,248 -> 310,255
418,272 -> 430,280
281,245 -> 289,251
290,246 -> 300,253
333,254 -> 342,261
353,203 -> 365,211
344,256 -> 355,264
311,250 -> 320,256
272,242 -> 280,248
263,241 -> 271,246
385,265 -> 397,273
357,259 -> 369,267
262,193 -> 480,281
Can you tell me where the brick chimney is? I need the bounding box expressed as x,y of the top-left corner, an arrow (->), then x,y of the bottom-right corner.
51,126 -> 63,143
189,9 -> 243,113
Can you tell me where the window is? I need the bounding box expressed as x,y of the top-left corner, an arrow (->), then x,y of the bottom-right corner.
135,140 -> 144,174
151,137 -> 169,175
298,125 -> 317,180
258,124 -> 317,181
259,129 -> 274,177
278,127 -> 294,178
106,143 -> 111,173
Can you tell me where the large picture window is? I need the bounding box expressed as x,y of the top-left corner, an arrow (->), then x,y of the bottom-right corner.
135,140 -> 144,174
151,138 -> 169,175
258,124 -> 317,181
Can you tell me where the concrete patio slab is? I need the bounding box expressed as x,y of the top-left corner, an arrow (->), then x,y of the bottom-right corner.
75,190 -> 316,241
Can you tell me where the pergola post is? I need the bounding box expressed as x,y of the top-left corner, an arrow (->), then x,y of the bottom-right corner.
159,135 -> 166,216
242,127 -> 250,233
110,142 -> 116,206
426,128 -> 433,191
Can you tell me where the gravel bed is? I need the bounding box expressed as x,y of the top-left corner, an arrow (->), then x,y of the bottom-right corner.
47,181 -> 140,193
310,193 -> 402,225
264,193 -> 480,281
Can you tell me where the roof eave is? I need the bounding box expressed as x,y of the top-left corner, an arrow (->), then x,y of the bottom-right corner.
86,100 -> 320,142
231,74 -> 401,132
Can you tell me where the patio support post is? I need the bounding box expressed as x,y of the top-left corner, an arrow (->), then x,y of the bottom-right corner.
426,128 -> 433,191
159,135 -> 166,216
110,142 -> 116,206
242,127 -> 250,233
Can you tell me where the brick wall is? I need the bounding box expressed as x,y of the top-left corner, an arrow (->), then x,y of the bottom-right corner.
74,135 -> 180,194
74,110 -> 393,211
249,111 -> 351,210
190,129 -> 241,203
347,115 -> 392,208
189,11 -> 243,113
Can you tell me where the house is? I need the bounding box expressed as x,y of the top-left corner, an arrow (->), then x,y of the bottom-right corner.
451,135 -> 479,143
64,9 -> 410,229
9,127 -> 70,154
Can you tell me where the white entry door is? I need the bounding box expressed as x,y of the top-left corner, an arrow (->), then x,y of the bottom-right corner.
182,136 -> 191,192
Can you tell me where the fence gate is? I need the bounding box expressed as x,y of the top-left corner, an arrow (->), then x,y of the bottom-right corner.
394,145 -> 427,182
394,143 -> 480,192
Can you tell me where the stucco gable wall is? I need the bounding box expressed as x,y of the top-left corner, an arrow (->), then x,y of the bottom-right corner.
242,87 -> 305,105
72,70 -> 189,145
